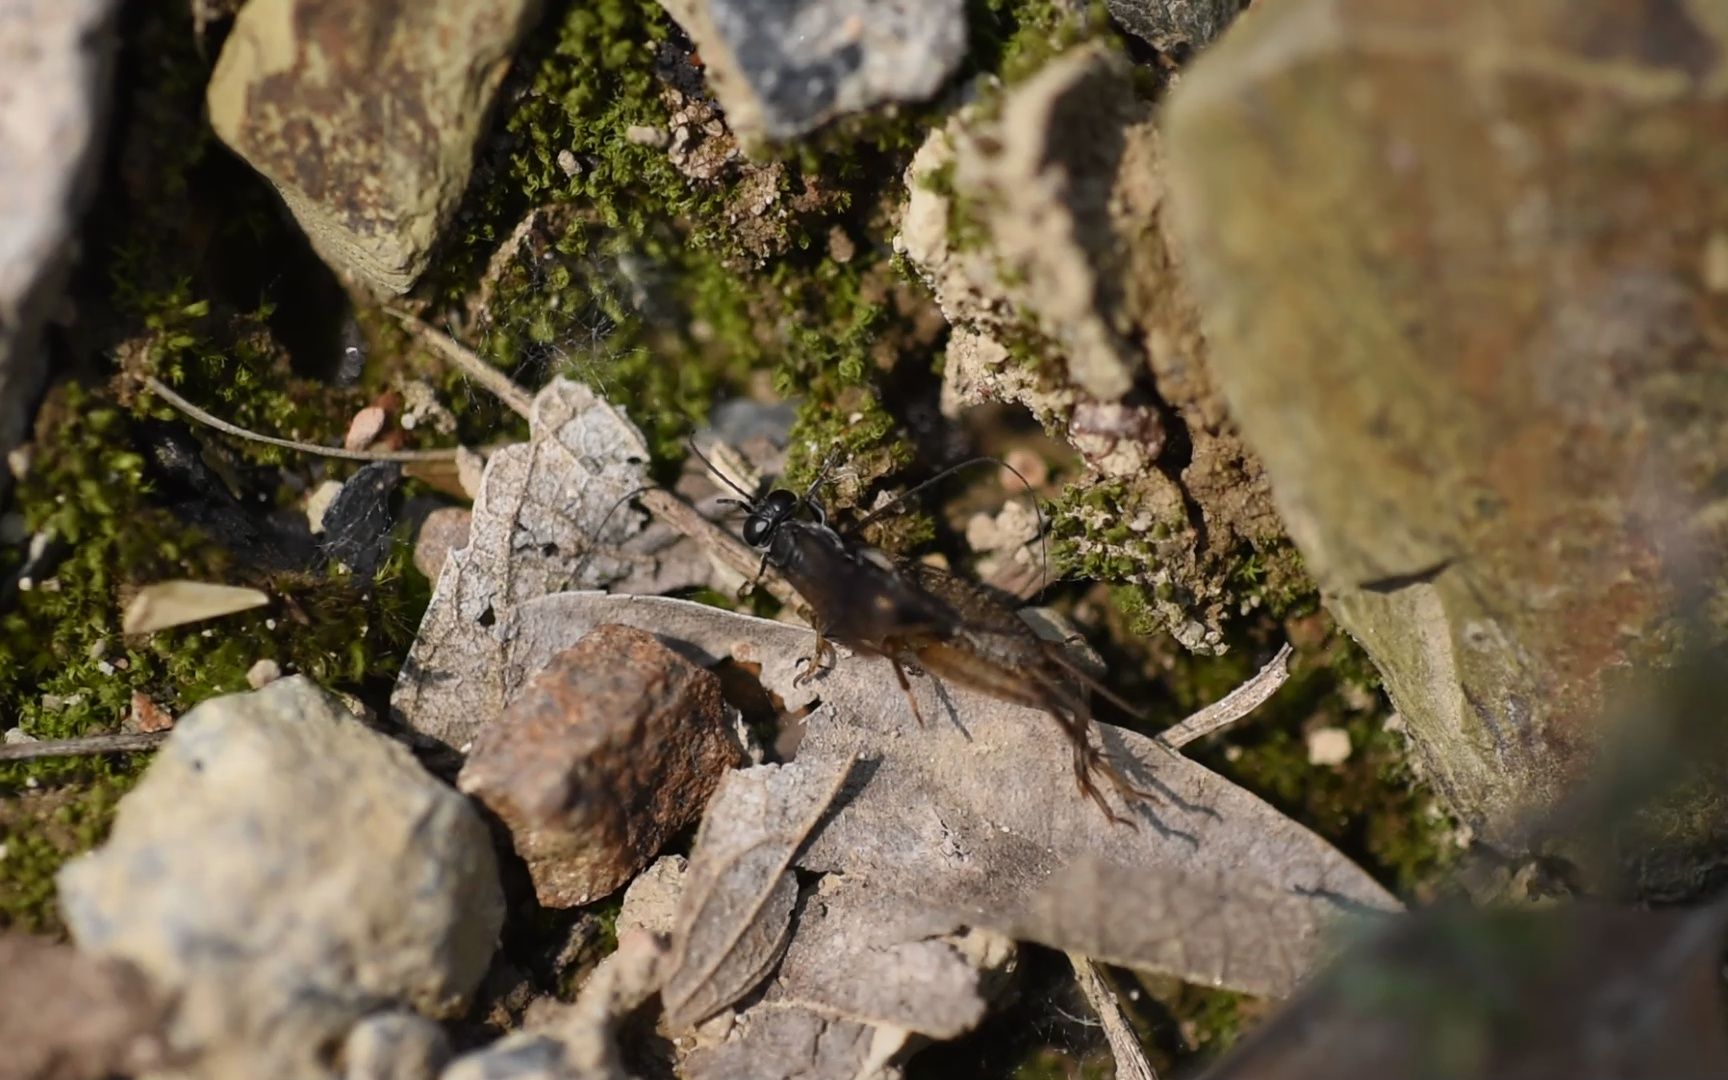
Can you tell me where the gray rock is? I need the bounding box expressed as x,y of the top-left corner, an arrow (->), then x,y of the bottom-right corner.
343,1013 -> 453,1080
458,624 -> 744,908
0,0 -> 119,479
657,0 -> 967,141
58,676 -> 505,1080
1163,0 -> 1728,854
205,0 -> 539,295
1107,0 -> 1242,53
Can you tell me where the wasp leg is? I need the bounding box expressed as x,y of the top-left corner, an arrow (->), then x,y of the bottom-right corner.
793,633 -> 838,688
735,550 -> 775,602
889,656 -> 928,728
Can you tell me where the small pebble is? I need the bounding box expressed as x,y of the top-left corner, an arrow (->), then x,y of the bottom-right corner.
414,508 -> 472,582
625,124 -> 669,148
246,659 -> 282,690
344,406 -> 389,452
1306,726 -> 1352,766
3,728 -> 36,745
556,149 -> 581,177
306,480 -> 345,534
128,692 -> 175,734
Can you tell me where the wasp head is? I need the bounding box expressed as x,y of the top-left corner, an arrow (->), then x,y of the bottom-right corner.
741,488 -> 800,548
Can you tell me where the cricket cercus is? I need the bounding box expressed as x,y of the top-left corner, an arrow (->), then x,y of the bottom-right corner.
703,447 -> 1163,827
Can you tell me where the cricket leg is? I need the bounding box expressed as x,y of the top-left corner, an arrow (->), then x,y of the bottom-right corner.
889,656 -> 928,728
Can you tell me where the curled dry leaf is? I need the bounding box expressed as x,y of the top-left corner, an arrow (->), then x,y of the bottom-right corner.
662,758 -> 856,1030
502,592 -> 1400,999
392,379 -> 709,749
1204,902 -> 1728,1080
121,580 -> 269,635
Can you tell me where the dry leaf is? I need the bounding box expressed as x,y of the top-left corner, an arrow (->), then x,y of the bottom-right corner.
663,758 -> 855,1030
391,379 -> 709,749
502,593 -> 1400,999
763,874 -> 996,1039
1203,902 -> 1728,1080
122,580 -> 269,635
684,1008 -> 890,1080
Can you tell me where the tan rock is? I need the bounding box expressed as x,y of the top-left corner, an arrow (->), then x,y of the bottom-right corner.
1164,0 -> 1728,851
206,0 -> 539,295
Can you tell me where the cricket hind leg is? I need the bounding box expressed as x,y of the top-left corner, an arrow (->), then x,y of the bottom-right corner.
1036,687 -> 1163,828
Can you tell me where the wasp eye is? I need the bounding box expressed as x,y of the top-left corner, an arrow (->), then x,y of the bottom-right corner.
742,515 -> 770,547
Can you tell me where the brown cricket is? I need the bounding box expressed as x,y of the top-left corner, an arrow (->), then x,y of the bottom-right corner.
703,449 -> 1162,826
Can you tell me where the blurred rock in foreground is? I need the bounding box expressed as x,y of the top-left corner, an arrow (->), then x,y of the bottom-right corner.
1165,0 -> 1728,852
0,0 -> 118,477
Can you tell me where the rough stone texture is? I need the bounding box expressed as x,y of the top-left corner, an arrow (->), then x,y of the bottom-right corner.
1163,0 -> 1728,847
1108,0 -> 1241,53
206,0 -> 539,295
58,676 -> 505,1080
656,0 -> 966,141
0,0 -> 118,479
458,624 -> 743,908
0,932 -> 170,1080
898,45 -> 1295,653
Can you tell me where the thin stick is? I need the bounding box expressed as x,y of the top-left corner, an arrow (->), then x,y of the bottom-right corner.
0,731 -> 169,762
1068,954 -> 1158,1080
145,377 -> 463,463
1157,643 -> 1294,750
386,307 -> 534,420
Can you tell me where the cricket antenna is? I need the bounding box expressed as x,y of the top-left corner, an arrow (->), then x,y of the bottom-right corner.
851,455 -> 1051,600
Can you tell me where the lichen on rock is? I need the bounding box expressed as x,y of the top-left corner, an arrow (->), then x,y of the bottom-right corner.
897,43 -> 1305,652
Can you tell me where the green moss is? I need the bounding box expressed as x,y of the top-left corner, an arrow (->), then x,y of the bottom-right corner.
0,784 -> 133,933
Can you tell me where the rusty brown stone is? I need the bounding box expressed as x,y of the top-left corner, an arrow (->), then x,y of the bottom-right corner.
458,624 -> 744,907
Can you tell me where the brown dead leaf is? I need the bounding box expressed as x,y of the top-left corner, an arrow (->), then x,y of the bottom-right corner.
662,758 -> 855,1030
1203,902 -> 1728,1080
503,593 -> 1400,999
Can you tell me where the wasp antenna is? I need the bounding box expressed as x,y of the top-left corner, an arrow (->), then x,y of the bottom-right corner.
687,436 -> 756,502
574,483 -> 660,580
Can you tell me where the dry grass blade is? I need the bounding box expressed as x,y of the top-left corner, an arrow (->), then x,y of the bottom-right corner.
1158,643 -> 1294,750
1069,953 -> 1158,1080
